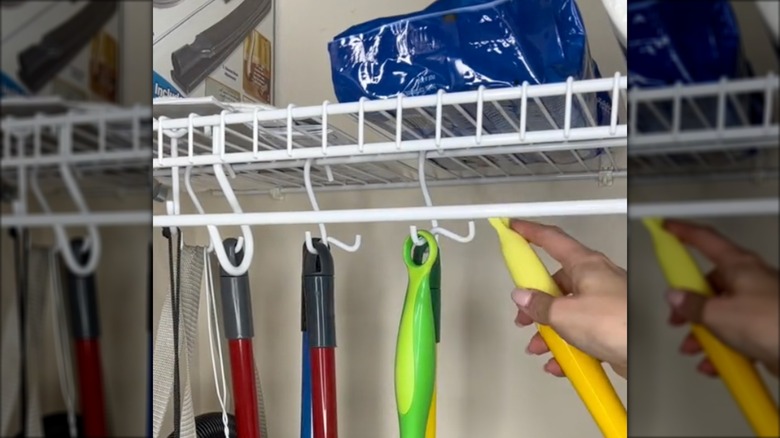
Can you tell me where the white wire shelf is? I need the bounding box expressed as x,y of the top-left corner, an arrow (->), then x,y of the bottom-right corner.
152,76 -> 628,275
1,98 -> 152,274
153,75 -> 628,195
628,74 -> 780,183
1,97 -> 153,193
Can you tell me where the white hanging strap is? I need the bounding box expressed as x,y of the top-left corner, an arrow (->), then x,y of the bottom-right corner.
204,250 -> 230,438
48,249 -> 78,438
255,364 -> 269,437
24,247 -> 49,437
178,245 -> 204,437
151,245 -> 203,438
0,280 -> 20,436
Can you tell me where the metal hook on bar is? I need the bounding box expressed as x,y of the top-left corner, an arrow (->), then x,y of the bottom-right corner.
184,166 -> 218,253
410,152 -> 475,245
303,159 -> 361,254
49,123 -> 101,275
198,118 -> 254,275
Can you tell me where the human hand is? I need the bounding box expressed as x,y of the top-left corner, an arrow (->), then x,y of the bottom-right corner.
508,220 -> 627,379
663,220 -> 779,377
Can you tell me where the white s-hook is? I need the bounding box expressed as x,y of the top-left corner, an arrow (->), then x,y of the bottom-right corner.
410,152 -> 476,245
303,159 -> 361,254
38,124 -> 101,275
204,113 -> 253,276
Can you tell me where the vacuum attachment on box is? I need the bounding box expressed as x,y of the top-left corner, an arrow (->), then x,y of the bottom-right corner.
170,0 -> 272,94
17,1 -> 116,93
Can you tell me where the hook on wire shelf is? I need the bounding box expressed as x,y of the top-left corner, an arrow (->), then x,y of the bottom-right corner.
28,126 -> 101,275
183,165 -> 250,274
303,159 -> 362,254
409,152 -> 476,246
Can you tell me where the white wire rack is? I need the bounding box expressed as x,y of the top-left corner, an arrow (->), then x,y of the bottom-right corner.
153,75 -> 628,195
1,97 -> 152,274
153,75 -> 629,274
628,74 -> 779,218
628,74 -> 779,183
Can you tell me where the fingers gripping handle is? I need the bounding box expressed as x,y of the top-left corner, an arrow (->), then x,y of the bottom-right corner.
643,219 -> 779,437
489,218 -> 626,438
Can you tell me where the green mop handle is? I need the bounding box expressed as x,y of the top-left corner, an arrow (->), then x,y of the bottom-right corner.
396,231 -> 438,437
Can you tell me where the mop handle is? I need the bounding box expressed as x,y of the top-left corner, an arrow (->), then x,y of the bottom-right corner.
396,231 -> 438,437
220,238 -> 260,438
412,243 -> 440,438
303,238 -> 338,438
643,218 -> 779,437
489,218 -> 627,438
301,273 -> 312,438
65,238 -> 107,438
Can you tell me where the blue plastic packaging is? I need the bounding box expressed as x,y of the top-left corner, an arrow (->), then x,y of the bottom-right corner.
328,0 -> 610,166
627,0 -> 762,137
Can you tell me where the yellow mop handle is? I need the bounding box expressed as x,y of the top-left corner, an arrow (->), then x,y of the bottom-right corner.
643,218 -> 779,437
490,218 -> 627,438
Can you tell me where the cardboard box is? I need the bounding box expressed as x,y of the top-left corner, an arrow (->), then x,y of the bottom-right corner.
1,1 -> 121,102
153,0 -> 275,104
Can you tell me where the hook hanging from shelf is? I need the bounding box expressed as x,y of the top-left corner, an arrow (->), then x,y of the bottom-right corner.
207,111 -> 254,275
28,123 -> 102,275
303,159 -> 362,254
166,111 -> 253,276
410,152 -> 476,246
184,166 -> 235,255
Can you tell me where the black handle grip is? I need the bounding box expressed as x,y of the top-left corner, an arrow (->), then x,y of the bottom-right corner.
218,238 -> 254,340
302,239 -> 336,348
63,238 -> 100,339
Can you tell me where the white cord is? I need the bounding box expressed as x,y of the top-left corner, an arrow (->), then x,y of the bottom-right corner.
204,250 -> 230,437
48,250 -> 78,438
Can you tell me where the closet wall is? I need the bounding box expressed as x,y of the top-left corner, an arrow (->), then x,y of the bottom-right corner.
628,2 -> 780,436
151,0 -> 627,437
0,2 -> 151,435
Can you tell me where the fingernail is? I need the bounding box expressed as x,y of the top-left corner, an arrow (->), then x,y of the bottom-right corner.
524,344 -> 532,355
666,289 -> 685,307
511,289 -> 533,307
514,315 -> 523,327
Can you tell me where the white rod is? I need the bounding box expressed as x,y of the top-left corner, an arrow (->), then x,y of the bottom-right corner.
153,76 -> 628,130
153,199 -> 627,227
153,138 -> 625,175
1,107 -> 150,129
0,211 -> 150,227
154,125 -> 627,168
628,199 -> 779,218
629,126 -> 779,151
1,151 -> 151,168
208,171 -> 628,197
629,74 -> 778,100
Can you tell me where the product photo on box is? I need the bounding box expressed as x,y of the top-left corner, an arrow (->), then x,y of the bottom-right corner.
1,0 -> 121,102
152,0 -> 275,103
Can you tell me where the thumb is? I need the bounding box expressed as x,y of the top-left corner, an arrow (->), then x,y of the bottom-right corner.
665,289 -> 744,347
511,288 -> 557,325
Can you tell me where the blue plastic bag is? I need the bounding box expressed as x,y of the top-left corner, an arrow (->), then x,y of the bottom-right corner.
627,0 -> 762,137
328,0 -> 610,166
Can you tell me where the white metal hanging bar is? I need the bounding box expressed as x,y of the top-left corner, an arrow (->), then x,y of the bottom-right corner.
628,198 -> 780,218
153,198 -> 627,228
410,152 -> 476,245
303,159 -> 362,254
